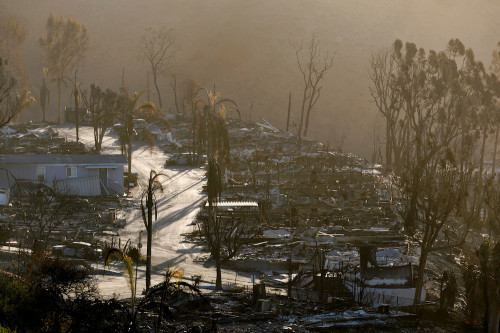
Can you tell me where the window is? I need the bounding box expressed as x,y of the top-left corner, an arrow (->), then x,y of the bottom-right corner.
36,167 -> 45,182
67,167 -> 77,178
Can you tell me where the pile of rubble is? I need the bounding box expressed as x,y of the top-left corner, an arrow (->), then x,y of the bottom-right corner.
0,123 -> 89,154
0,195 -> 131,253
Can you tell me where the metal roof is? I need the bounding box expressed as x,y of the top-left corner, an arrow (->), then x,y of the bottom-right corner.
0,154 -> 127,165
205,200 -> 259,208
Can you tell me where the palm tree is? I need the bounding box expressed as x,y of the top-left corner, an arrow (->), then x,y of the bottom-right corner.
195,87 -> 239,164
205,158 -> 224,290
13,87 -> 35,121
119,88 -> 155,175
141,169 -> 164,291
104,247 -> 137,323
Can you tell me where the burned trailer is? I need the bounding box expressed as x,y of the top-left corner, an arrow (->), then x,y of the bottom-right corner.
345,239 -> 426,307
202,200 -> 261,219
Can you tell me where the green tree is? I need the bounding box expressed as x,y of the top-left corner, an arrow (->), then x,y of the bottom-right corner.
0,58 -> 21,128
140,170 -> 164,292
0,16 -> 28,87
139,26 -> 176,109
82,84 -> 121,153
489,42 -> 500,175
119,88 -> 158,175
0,16 -> 32,126
39,14 -> 89,124
196,87 -> 238,165
104,247 -> 138,331
391,39 -> 493,305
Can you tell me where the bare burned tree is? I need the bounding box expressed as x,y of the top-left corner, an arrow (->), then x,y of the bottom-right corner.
17,184 -> 82,250
140,26 -> 176,109
369,47 -> 405,171
290,35 -> 334,149
183,79 -> 201,162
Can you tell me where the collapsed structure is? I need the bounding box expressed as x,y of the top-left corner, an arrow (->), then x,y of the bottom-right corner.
187,118 -> 427,306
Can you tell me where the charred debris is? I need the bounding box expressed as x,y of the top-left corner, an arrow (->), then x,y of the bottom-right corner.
0,118 -> 483,332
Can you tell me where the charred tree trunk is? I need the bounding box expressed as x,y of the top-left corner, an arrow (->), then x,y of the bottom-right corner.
215,252 -> 222,291
414,245 -> 428,305
153,70 -> 162,108
385,123 -> 392,169
297,86 -> 308,151
172,74 -> 179,114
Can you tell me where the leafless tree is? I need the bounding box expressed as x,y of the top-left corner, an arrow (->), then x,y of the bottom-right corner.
290,35 -> 334,148
369,46 -> 405,171
139,26 -> 176,109
182,79 -> 201,162
17,185 -> 82,249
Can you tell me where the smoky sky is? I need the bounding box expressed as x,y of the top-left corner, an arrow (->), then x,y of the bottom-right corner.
4,0 -> 500,158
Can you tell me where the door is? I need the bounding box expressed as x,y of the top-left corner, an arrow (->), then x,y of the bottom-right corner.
99,168 -> 108,194
0,189 -> 7,206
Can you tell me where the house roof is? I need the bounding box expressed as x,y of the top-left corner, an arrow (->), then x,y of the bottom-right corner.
0,154 -> 127,166
204,201 -> 259,208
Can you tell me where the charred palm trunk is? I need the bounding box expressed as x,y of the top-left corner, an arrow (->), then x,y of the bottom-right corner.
146,188 -> 153,291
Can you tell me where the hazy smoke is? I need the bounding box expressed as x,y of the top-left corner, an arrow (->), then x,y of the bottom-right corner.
4,0 -> 499,158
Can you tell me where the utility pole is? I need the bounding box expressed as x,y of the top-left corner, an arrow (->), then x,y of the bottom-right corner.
286,91 -> 291,132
